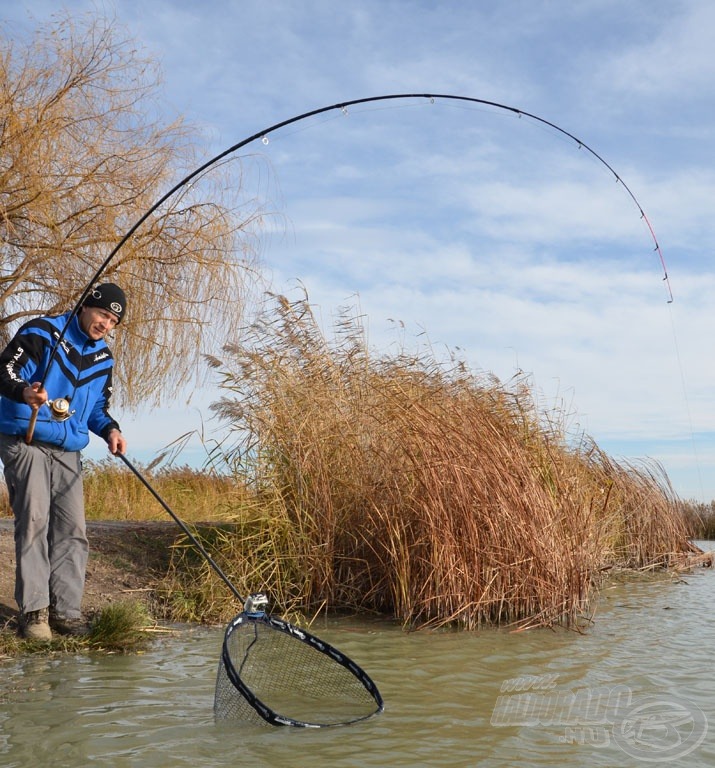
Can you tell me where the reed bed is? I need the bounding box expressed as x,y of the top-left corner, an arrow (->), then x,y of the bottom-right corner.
81,459 -> 247,522
0,460 -> 246,522
189,293 -> 695,629
680,499 -> 715,539
0,293 -> 696,630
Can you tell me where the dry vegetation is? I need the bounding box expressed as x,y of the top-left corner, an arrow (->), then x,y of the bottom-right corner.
681,499 -> 715,539
1,13 -> 261,405
0,293 -> 701,631
0,297 -> 704,628
81,459 -> 246,523
190,292 -> 696,629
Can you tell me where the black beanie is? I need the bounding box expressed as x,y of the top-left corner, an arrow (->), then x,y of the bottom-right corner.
83,283 -> 127,323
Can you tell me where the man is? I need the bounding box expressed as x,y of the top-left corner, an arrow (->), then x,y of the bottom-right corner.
0,283 -> 128,640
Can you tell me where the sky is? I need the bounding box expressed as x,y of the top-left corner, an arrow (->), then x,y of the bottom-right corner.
2,1 -> 715,500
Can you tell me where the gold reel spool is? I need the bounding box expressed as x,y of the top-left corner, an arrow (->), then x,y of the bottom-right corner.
48,398 -> 73,421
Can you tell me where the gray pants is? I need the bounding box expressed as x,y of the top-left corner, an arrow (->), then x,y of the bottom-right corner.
0,434 -> 87,617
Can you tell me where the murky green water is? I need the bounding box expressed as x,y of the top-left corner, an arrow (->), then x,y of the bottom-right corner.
2,550 -> 714,767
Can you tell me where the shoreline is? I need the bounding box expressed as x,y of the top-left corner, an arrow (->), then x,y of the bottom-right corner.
2,518 -> 712,632
0,518 -> 179,625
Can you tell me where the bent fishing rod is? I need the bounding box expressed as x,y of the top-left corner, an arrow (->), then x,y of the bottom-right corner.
25,92 -> 673,445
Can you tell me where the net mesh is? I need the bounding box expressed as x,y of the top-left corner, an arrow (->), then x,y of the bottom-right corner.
214,612 -> 383,727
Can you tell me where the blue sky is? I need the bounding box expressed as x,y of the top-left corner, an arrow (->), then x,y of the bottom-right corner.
4,1 -> 715,500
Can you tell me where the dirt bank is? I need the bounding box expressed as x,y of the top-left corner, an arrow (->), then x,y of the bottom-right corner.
0,518 -> 179,626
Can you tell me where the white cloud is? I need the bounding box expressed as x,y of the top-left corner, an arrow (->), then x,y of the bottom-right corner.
595,1 -> 715,96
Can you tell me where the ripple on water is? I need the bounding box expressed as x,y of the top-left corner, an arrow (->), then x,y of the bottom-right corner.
1,556 -> 714,767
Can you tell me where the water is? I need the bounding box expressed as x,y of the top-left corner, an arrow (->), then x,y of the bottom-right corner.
2,551 -> 714,767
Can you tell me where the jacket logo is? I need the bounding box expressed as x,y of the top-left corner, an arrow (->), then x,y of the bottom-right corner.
94,352 -> 109,362
5,346 -> 24,383
53,331 -> 71,353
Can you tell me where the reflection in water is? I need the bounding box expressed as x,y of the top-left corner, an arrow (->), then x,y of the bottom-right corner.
2,557 -> 715,767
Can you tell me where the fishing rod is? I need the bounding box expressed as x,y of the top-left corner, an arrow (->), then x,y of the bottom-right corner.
25,92 -> 673,443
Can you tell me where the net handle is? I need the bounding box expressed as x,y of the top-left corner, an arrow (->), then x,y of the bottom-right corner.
117,452 -> 245,603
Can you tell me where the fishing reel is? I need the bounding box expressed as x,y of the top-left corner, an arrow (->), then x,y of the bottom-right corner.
46,397 -> 76,422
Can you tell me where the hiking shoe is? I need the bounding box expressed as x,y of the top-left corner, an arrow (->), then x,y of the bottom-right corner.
49,611 -> 91,637
20,608 -> 53,641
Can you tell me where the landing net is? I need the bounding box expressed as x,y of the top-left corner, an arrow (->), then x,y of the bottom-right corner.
214,610 -> 384,727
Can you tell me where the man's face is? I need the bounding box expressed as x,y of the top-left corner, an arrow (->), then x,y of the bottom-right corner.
79,306 -> 119,340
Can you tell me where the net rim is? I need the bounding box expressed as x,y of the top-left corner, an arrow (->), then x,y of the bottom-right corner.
220,610 -> 384,728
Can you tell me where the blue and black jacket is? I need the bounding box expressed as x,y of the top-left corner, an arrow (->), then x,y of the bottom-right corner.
0,312 -> 121,451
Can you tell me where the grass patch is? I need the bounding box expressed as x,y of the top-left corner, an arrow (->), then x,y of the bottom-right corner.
0,601 -> 156,657
88,601 -> 155,652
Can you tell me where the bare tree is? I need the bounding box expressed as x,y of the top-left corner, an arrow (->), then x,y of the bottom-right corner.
0,12 -> 264,407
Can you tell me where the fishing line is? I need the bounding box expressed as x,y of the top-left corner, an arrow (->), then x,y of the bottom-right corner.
23,93 -> 673,445
665,303 -> 705,500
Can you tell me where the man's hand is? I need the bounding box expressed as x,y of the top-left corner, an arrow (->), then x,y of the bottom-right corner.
22,382 -> 48,410
107,428 -> 127,456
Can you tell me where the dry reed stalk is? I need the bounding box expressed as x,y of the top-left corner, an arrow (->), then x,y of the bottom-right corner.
201,292 -> 695,629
